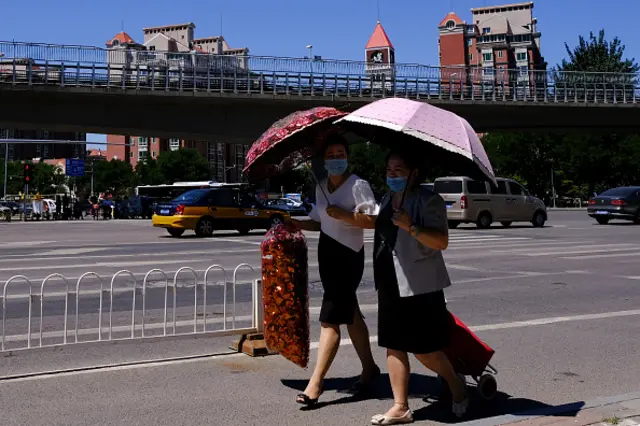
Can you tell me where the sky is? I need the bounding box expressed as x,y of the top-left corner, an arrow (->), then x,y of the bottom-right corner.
1,0 -> 638,146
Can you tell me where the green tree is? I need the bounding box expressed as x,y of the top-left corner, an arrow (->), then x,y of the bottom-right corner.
349,143 -> 388,195
559,29 -> 639,74
135,157 -> 165,185
93,159 -> 136,196
156,148 -> 210,184
556,29 -> 639,101
481,132 -> 559,198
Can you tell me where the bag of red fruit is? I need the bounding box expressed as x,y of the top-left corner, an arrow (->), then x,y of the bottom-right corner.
261,223 -> 310,368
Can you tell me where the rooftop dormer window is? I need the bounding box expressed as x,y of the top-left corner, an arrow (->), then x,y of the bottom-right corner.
446,20 -> 456,29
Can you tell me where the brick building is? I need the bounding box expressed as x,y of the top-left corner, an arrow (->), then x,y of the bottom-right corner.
104,22 -> 250,183
438,2 -> 545,89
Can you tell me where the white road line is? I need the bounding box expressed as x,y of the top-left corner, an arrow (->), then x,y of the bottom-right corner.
0,241 -> 58,247
4,308 -> 640,382
562,252 -> 640,260
488,243 -> 636,255
521,247 -> 639,257
0,249 -> 258,263
0,260 -> 369,275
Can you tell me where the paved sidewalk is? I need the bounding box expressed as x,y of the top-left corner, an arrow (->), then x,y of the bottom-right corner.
465,392 -> 640,426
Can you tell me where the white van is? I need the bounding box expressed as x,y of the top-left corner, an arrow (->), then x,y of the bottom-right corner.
433,176 -> 547,229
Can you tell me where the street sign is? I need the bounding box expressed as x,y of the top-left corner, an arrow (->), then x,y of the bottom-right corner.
65,158 -> 85,177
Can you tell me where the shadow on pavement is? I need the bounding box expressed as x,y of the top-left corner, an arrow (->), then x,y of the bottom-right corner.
282,373 -> 577,423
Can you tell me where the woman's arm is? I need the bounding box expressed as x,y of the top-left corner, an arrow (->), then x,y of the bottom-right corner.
290,218 -> 321,232
326,207 -> 377,229
392,195 -> 449,250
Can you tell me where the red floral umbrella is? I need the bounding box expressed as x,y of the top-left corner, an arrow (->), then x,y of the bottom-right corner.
243,107 -> 348,180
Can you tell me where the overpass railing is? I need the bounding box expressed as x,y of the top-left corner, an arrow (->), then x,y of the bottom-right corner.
0,263 -> 263,353
1,40 -> 639,104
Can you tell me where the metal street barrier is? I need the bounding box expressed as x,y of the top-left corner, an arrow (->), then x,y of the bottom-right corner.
0,263 -> 262,353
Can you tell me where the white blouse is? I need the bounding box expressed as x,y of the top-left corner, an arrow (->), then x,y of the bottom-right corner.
309,174 -> 378,252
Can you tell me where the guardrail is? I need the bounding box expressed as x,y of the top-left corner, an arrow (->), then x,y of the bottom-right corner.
1,40 -> 639,104
0,263 -> 262,353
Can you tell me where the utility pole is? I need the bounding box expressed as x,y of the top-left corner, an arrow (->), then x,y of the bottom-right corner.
2,142 -> 7,199
90,158 -> 95,196
551,167 -> 556,208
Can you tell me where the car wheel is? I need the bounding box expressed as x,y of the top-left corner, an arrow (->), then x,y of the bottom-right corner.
195,217 -> 214,237
596,217 -> 610,225
270,214 -> 284,228
167,229 -> 185,238
476,212 -> 493,229
532,211 -> 546,228
500,221 -> 512,228
237,226 -> 251,236
448,221 -> 460,229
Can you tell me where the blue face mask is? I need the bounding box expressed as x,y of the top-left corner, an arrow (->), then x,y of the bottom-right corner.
387,176 -> 408,193
325,159 -> 348,176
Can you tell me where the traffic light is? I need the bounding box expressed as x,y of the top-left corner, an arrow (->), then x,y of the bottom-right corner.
23,163 -> 33,185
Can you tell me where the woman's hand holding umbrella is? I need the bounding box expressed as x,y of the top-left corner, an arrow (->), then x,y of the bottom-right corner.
391,210 -> 412,232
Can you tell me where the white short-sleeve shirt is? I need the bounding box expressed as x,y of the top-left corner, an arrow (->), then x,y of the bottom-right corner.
309,174 -> 378,252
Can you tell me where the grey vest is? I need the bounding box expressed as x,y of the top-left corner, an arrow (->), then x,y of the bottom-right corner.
380,188 -> 452,297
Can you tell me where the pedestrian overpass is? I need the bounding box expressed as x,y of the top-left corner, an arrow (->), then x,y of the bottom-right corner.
1,41 -> 639,142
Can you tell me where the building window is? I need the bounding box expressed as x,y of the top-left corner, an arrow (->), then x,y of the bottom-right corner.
519,66 -> 529,76
497,51 -> 503,58
467,39 -> 473,46
446,20 -> 456,29
482,52 -> 493,62
149,46 -> 156,51
169,138 -> 180,151
468,53 -> 473,61
482,27 -> 491,34
516,52 -> 528,61
467,26 -> 475,34
130,152 -> 133,158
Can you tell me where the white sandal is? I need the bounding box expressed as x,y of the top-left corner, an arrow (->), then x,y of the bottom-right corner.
371,410 -> 414,425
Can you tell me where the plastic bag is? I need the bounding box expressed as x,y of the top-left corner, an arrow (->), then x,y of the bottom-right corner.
261,224 -> 310,368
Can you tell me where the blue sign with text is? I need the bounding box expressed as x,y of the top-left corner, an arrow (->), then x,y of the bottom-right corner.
65,158 -> 85,177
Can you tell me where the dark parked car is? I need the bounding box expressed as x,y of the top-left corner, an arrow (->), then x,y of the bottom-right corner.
587,186 -> 640,225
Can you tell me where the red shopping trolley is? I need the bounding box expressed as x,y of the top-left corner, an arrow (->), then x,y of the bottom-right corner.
441,312 -> 498,400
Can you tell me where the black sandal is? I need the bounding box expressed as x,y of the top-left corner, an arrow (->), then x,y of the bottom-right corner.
296,390 -> 323,406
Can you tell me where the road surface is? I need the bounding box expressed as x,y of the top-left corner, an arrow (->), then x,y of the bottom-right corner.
0,212 -> 639,425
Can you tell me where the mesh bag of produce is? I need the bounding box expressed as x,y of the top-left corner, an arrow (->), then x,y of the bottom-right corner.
261,224 -> 310,368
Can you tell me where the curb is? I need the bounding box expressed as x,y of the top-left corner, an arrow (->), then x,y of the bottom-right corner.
460,391 -> 640,426
547,208 -> 587,212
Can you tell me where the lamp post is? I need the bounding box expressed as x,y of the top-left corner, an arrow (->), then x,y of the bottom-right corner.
306,45 -> 313,59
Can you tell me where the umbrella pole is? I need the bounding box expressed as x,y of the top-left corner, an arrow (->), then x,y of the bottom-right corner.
305,161 -> 330,204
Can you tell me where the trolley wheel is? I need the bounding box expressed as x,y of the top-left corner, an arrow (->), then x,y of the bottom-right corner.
477,374 -> 498,401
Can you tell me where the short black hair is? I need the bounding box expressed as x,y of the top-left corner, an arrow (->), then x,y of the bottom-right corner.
322,133 -> 350,156
385,150 -> 419,170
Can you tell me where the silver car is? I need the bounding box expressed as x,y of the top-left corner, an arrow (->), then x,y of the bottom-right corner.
433,176 -> 547,229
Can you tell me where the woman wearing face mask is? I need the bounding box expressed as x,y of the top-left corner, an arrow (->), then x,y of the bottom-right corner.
369,151 -> 468,425
287,134 -> 380,406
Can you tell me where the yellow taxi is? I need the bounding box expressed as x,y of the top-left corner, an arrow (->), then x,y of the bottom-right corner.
152,185 -> 291,237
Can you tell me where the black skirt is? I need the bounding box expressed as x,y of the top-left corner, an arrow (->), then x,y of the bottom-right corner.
317,232 -> 365,325
374,201 -> 450,354
377,289 -> 450,354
